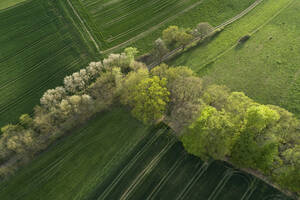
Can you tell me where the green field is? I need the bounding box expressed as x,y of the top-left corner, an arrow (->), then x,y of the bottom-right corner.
0,107 -> 151,199
0,0 -> 27,10
71,0 -> 256,53
0,0 -> 97,128
196,0 -> 300,117
0,108 -> 291,200
170,0 -> 299,114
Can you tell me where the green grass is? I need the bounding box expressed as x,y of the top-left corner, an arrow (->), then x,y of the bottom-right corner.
171,0 -> 300,116
71,0 -> 256,54
0,0 -> 27,10
0,0 -> 97,128
0,107 -> 151,200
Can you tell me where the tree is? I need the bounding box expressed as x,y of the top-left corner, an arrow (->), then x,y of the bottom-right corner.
151,64 -> 194,87
231,105 -> 280,171
129,76 -> 170,124
88,67 -> 123,107
181,106 -> 236,161
64,70 -> 90,94
202,84 -> 230,110
162,26 -> 179,48
120,68 -> 149,106
175,30 -> 193,50
152,38 -> 169,62
225,92 -> 257,124
59,94 -> 95,122
167,76 -> 204,130
86,61 -> 104,79
162,26 -> 193,50
40,87 -> 66,110
195,22 -> 214,39
124,47 -> 139,63
19,114 -> 34,129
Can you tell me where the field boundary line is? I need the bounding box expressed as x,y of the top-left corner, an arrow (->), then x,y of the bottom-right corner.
119,138 -> 176,200
97,128 -> 167,200
197,0 -> 295,73
207,168 -> 235,200
240,178 -> 258,200
100,0 -> 205,54
146,152 -> 186,200
176,161 -> 211,200
65,0 -> 101,53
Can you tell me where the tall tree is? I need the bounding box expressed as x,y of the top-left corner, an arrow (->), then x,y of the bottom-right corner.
129,76 -> 170,124
181,106 -> 236,161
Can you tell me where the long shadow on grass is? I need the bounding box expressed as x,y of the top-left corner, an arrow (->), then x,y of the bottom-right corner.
86,123 -> 169,200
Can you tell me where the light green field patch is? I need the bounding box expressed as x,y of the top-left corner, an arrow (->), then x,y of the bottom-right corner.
0,0 -> 27,10
172,0 -> 300,116
170,0 -> 291,70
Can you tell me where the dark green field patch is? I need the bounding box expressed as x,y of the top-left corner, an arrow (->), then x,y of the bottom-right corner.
0,0 -> 96,128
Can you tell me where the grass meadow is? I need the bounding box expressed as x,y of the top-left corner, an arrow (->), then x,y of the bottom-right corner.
71,0 -> 256,54
171,0 -> 300,117
0,107 -> 291,200
0,0 -> 97,128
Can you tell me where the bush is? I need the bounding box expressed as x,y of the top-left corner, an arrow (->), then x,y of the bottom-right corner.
238,35 -> 251,44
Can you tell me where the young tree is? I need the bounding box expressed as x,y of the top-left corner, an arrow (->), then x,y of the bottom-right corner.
175,30 -> 193,50
162,26 -> 179,48
64,70 -> 89,94
167,76 -> 204,130
162,26 -> 193,50
86,61 -> 104,79
195,22 -> 214,39
202,84 -> 230,110
40,87 -> 66,110
129,76 -> 170,124
152,38 -> 169,62
120,68 -> 149,106
124,47 -> 139,63
181,106 -> 236,161
231,105 -> 280,171
88,67 -> 123,107
151,64 -> 194,87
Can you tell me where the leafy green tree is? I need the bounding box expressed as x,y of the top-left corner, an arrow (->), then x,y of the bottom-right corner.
88,67 -> 123,107
120,68 -> 149,106
274,145 -> 300,193
152,38 -> 169,62
167,76 -> 204,130
19,114 -> 34,129
124,47 -> 139,63
175,30 -> 193,49
231,105 -> 280,171
162,26 -> 179,48
129,76 -> 170,124
181,106 -> 236,161
162,26 -> 193,49
151,64 -> 194,86
195,22 -> 214,39
202,84 -> 230,110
